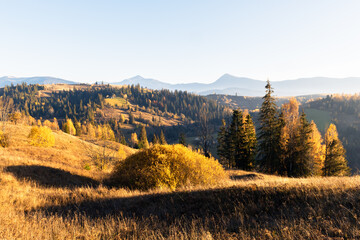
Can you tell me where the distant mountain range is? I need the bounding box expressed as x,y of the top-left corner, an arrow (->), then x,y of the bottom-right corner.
112,74 -> 360,96
0,76 -> 77,87
1,74 -> 360,97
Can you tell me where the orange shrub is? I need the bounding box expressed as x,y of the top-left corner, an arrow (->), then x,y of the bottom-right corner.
110,144 -> 227,190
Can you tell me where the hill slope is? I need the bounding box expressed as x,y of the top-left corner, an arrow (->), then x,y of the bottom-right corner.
0,123 -> 135,180
1,139 -> 360,239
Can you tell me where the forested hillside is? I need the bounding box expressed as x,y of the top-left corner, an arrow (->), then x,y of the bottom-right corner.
206,94 -> 325,111
305,94 -> 360,171
0,83 -> 230,146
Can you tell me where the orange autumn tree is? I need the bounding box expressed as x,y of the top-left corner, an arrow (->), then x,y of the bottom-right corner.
308,121 -> 325,175
323,124 -> 350,176
279,98 -> 301,175
62,119 -> 76,136
279,98 -> 324,177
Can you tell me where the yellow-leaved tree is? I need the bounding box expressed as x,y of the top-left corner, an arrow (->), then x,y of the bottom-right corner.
101,124 -> 115,141
308,121 -> 325,175
28,126 -> 55,147
130,132 -> 138,148
62,119 -> 76,135
86,123 -> 96,138
323,124 -> 350,176
279,98 -> 301,175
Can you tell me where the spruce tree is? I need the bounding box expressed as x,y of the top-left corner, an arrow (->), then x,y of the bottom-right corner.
232,110 -> 246,169
323,124 -> 350,176
220,110 -> 257,170
292,111 -> 313,177
217,119 -> 227,165
243,114 -> 257,170
138,125 -> 149,149
179,132 -> 187,146
258,80 -> 281,173
129,111 -> 135,124
225,110 -> 241,168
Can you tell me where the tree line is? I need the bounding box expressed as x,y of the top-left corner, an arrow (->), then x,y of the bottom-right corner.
218,80 -> 350,176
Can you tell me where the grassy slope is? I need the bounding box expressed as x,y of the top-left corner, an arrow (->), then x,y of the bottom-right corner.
304,108 -> 332,132
1,124 -> 360,239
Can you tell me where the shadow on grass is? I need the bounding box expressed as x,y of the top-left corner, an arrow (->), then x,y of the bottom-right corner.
30,184 -> 360,230
5,165 -> 99,189
230,173 -> 262,181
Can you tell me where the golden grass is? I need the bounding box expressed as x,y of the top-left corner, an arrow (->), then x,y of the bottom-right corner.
1,123 -> 360,239
105,97 -> 128,107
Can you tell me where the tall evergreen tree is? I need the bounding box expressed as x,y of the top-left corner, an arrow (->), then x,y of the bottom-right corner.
138,125 -> 149,149
258,80 -> 281,173
231,110 -> 245,168
243,114 -> 257,170
217,119 -> 228,166
225,110 -> 241,167
129,111 -> 135,124
179,132 -> 187,146
323,124 -> 350,176
292,111 -> 313,177
219,110 -> 257,170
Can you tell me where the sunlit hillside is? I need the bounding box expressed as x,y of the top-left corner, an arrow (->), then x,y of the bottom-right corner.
1,123 -> 360,239
0,123 -> 136,180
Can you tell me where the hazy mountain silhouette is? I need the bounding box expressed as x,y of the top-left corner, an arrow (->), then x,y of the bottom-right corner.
0,76 -> 77,87
113,74 -> 360,96
2,74 -> 360,97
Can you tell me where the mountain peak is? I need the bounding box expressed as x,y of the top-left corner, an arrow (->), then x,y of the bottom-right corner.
131,75 -> 144,80
220,73 -> 235,78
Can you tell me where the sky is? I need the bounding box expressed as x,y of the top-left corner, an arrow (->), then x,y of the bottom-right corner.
0,0 -> 360,84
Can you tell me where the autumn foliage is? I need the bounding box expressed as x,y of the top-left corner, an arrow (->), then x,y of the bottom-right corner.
0,130 -> 9,147
110,144 -> 227,190
28,126 -> 55,147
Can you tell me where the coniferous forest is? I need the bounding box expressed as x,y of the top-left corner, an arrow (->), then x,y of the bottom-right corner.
217,80 -> 350,176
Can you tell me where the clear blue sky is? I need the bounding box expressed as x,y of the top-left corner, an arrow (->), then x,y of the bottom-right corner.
0,0 -> 359,83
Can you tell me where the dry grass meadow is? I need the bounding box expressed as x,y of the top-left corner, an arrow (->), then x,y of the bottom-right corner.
1,123 -> 360,239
